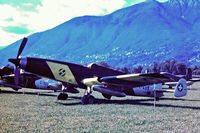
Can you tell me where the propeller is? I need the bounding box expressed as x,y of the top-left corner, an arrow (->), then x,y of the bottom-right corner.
14,65 -> 20,85
17,37 -> 27,59
10,37 -> 28,85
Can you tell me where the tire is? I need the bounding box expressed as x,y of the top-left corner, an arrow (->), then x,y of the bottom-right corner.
57,93 -> 68,100
88,95 -> 95,104
63,93 -> 68,100
81,95 -> 88,104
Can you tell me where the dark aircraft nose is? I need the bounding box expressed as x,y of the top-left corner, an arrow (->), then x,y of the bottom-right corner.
8,58 -> 20,66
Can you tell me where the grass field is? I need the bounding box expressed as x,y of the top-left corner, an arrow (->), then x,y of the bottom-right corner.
0,83 -> 200,133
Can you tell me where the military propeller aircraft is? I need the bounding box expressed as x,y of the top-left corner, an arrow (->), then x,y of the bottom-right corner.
0,64 -> 65,92
8,38 -> 188,104
161,69 -> 200,89
0,64 -> 14,77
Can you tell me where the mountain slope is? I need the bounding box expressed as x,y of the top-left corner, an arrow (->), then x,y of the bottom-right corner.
0,0 -> 200,68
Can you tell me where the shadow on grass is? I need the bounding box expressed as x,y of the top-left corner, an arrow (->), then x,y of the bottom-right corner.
160,97 -> 200,102
1,89 -> 200,110
58,97 -> 200,110
0,89 -> 83,100
0,89 -> 57,97
187,88 -> 200,91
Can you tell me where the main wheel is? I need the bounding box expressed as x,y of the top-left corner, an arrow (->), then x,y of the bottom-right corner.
88,95 -> 95,104
57,93 -> 68,100
81,95 -> 88,104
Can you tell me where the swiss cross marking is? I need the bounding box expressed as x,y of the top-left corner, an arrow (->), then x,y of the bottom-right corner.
59,68 -> 66,77
177,84 -> 183,92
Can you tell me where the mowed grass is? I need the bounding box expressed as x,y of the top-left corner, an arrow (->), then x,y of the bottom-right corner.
0,83 -> 200,133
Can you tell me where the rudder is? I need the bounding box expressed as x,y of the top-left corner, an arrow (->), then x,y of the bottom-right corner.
174,78 -> 187,97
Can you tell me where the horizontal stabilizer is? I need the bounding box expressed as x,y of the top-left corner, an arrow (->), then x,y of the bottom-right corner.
154,78 -> 187,97
165,81 -> 193,88
189,78 -> 200,82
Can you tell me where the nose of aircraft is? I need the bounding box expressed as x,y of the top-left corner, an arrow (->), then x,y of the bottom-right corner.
8,58 -> 20,66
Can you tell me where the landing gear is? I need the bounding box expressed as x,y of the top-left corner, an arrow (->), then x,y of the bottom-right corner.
156,97 -> 159,101
81,95 -> 95,104
81,95 -> 88,104
88,95 -> 95,104
81,87 -> 95,104
57,93 -> 68,100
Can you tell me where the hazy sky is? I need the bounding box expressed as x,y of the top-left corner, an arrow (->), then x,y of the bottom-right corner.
0,0 -> 168,46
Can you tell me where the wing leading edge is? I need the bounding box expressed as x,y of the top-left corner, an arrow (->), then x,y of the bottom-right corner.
99,73 -> 174,87
82,73 -> 174,87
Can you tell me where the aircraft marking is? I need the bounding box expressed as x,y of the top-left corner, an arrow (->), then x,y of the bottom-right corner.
46,61 -> 78,85
177,84 -> 183,92
59,68 -> 66,77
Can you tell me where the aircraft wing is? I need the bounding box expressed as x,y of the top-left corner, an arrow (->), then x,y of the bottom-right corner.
99,73 -> 174,87
83,73 -> 174,87
0,80 -> 22,89
189,78 -> 200,82
2,74 -> 15,78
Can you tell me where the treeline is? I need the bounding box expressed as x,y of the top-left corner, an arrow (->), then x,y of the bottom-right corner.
99,59 -> 200,75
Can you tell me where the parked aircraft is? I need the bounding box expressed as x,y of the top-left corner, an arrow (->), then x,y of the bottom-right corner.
8,38 -> 188,104
161,70 -> 200,88
0,64 -> 14,77
0,64 -> 65,92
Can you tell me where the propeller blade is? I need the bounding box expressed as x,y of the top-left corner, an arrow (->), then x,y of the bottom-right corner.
14,66 -> 20,85
17,37 -> 28,59
8,58 -> 20,66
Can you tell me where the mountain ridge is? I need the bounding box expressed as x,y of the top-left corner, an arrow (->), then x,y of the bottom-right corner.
0,0 -> 200,68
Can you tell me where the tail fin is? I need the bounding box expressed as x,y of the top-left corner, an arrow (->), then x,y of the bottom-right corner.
174,78 -> 187,97
185,68 -> 192,80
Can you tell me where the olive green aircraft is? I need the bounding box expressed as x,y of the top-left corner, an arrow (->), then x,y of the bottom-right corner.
8,38 -> 188,104
0,64 -> 66,92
